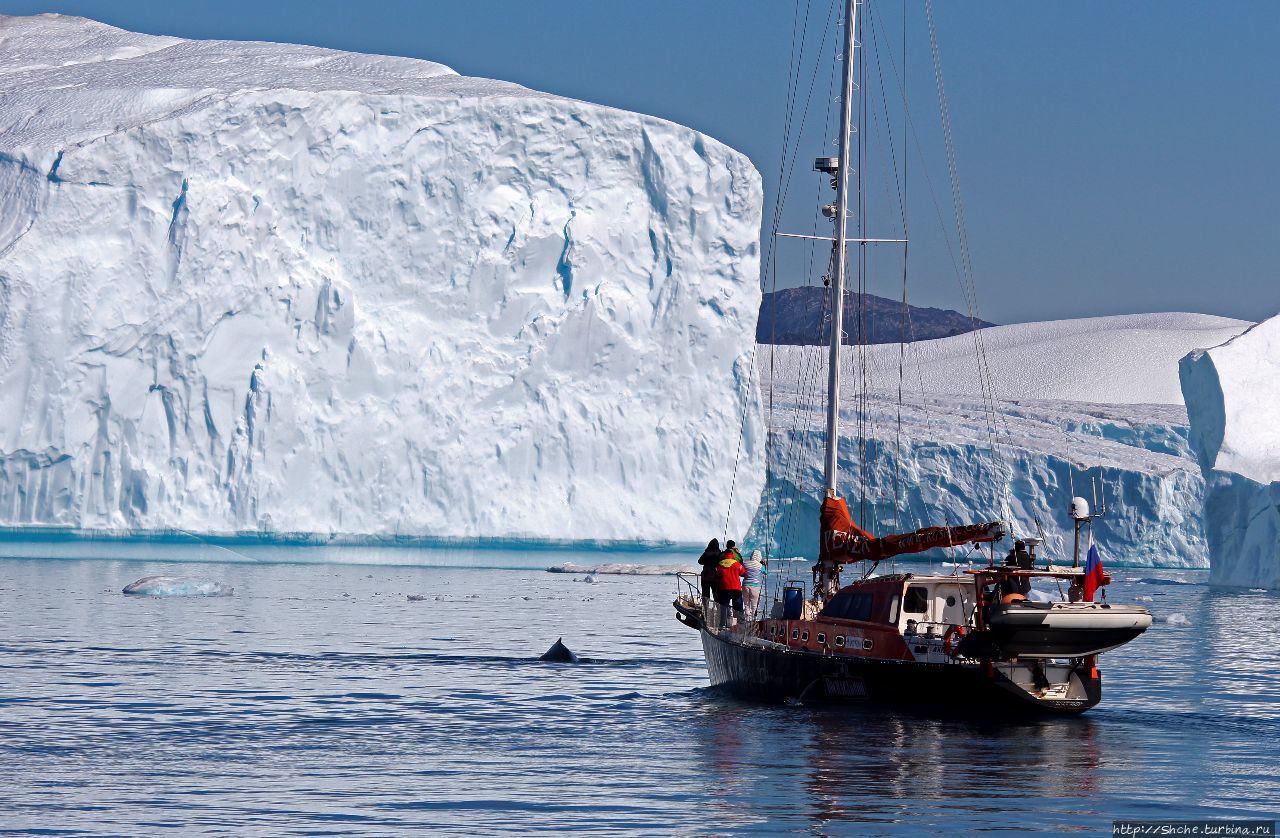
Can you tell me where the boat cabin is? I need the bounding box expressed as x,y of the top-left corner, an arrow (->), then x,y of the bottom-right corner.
816,574 -> 976,634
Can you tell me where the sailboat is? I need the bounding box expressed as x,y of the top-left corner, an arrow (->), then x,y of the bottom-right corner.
673,0 -> 1151,714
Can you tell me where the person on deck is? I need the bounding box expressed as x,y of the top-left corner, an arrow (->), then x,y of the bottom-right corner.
1004,540 -> 1032,569
722,539 -> 743,565
714,548 -> 746,628
697,538 -> 721,604
742,549 -> 766,617
1003,539 -> 1033,596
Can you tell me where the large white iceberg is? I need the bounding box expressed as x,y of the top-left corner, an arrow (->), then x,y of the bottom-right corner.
751,313 -> 1251,567
1180,314 -> 1280,588
0,14 -> 764,542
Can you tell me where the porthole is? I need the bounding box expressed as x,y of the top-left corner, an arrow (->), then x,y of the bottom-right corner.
863,638 -> 874,651
801,631 -> 809,642
817,633 -> 826,644
835,636 -> 846,647
791,628 -> 799,640
946,595 -> 957,607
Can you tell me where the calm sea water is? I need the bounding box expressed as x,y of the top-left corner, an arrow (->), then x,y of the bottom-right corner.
0,547 -> 1277,835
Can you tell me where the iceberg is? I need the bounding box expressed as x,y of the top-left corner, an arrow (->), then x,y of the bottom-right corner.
0,15 -> 764,544
122,574 -> 233,597
750,314 -> 1251,567
1180,314 -> 1280,588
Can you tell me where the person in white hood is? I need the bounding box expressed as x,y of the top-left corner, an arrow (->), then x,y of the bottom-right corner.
742,549 -> 766,617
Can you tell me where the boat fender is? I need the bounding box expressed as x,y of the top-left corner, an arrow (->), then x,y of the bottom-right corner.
1000,592 -> 1027,605
943,624 -> 968,658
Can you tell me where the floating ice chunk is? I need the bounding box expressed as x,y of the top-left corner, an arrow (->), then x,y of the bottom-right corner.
406,594 -> 426,602
1027,588 -> 1057,603
1156,612 -> 1191,627
548,563 -> 692,576
122,575 -> 233,597
1135,595 -> 1154,602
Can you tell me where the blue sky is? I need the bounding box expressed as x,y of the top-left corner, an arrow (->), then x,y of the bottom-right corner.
3,0 -> 1277,324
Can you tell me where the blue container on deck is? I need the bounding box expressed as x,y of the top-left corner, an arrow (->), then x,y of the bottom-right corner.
782,587 -> 804,620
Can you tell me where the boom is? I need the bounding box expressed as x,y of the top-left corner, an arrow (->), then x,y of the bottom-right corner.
819,496 -> 1005,564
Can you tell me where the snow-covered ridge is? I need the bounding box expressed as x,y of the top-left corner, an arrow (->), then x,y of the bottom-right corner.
0,14 -> 468,152
0,15 -> 765,542
830,312 -> 1249,405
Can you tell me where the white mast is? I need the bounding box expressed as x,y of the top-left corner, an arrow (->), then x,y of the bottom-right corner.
823,0 -> 860,498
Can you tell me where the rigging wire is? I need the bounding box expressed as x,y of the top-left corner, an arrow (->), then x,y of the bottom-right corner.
924,0 -> 1018,530
766,1 -> 843,559
732,0 -> 839,555
763,0 -> 814,558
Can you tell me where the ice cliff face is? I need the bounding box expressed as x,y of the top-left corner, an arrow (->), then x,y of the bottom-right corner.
751,314 -> 1251,567
0,15 -> 764,541
1180,315 -> 1280,588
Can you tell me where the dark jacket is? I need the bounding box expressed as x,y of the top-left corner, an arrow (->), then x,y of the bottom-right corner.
698,540 -> 721,585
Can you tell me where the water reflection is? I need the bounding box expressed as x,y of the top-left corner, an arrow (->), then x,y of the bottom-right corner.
689,702 -> 1106,831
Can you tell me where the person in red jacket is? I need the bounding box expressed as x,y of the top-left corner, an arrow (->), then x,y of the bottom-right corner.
714,540 -> 746,627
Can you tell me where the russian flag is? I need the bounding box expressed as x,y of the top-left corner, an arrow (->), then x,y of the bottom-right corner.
1083,543 -> 1106,602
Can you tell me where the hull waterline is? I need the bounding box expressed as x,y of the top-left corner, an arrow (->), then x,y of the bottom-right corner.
697,622 -> 1101,715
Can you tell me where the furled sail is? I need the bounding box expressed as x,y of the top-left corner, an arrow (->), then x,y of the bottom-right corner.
819,496 -> 1005,564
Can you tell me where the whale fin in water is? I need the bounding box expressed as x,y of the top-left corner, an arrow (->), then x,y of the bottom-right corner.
538,637 -> 579,663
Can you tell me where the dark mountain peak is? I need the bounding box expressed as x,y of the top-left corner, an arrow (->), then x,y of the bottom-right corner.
757,286 -> 995,346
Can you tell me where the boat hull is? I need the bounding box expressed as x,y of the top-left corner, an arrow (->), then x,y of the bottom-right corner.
700,626 -> 1100,715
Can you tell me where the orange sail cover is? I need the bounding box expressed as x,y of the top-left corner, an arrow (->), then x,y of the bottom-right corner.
819,496 -> 1005,563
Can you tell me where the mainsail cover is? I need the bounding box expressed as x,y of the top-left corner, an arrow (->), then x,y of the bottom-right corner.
819,496 -> 1005,563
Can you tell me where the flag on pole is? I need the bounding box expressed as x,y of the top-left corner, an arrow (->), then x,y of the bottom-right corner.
1083,543 -> 1106,602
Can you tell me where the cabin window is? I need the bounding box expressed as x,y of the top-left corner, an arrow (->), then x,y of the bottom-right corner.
835,636 -> 846,647
791,629 -> 799,640
817,633 -> 826,645
904,586 -> 930,614
820,591 -> 874,621
801,631 -> 809,642
887,595 -> 900,624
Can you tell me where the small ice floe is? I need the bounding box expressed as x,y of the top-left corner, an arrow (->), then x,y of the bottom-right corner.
548,562 -> 691,576
122,575 -> 233,597
582,575 -> 598,584
407,594 -> 426,602
1135,595 -> 1154,602
1027,588 -> 1056,603
1156,612 -> 1191,627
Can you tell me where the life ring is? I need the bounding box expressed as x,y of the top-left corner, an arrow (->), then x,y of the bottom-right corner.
943,624 -> 968,658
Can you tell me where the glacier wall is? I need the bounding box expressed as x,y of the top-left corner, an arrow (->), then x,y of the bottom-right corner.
749,391 -> 1206,567
1180,315 -> 1280,588
0,15 -> 765,542
747,333 -> 1242,568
